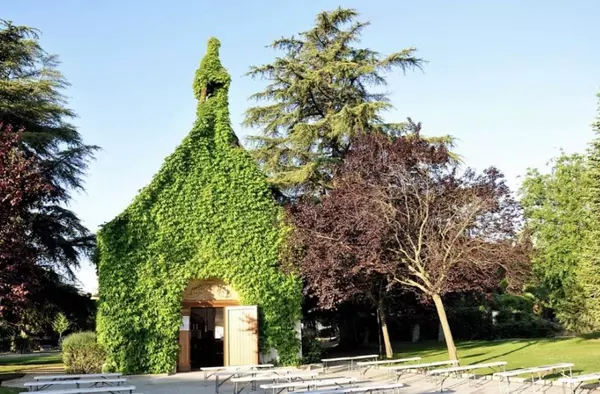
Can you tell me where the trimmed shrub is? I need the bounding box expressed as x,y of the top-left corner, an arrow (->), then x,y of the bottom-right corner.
62,332 -> 106,373
493,310 -> 560,339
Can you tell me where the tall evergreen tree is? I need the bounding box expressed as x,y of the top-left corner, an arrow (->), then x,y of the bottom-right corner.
0,21 -> 96,274
579,94 -> 600,330
244,8 -> 424,196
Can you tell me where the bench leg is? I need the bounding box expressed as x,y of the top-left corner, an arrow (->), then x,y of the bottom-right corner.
564,381 -> 579,394
440,375 -> 451,392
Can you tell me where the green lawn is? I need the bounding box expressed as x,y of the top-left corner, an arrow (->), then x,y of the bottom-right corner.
392,336 -> 600,376
0,353 -> 63,373
0,387 -> 25,394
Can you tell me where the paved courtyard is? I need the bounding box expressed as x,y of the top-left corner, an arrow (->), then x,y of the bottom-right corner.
6,366 -> 579,394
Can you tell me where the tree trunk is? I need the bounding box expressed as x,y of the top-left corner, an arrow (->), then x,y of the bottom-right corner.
362,326 -> 369,344
411,324 -> 420,343
432,293 -> 458,361
376,307 -> 383,358
377,299 -> 393,358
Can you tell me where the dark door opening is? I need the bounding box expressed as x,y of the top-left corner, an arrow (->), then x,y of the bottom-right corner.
190,307 -> 224,369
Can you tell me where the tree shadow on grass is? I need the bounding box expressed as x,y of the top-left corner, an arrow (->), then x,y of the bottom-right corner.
578,332 -> 600,340
0,372 -> 25,385
543,370 -> 584,380
468,341 -> 537,364
457,341 -> 506,350
458,352 -> 486,358
457,338 -> 543,350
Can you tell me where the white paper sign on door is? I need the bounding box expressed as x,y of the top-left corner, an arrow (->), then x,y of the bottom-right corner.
180,315 -> 190,331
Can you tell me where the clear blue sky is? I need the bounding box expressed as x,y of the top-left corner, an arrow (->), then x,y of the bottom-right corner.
4,1 -> 599,293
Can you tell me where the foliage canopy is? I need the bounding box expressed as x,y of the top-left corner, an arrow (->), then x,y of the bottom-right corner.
244,8 -> 424,196
290,131 -> 528,361
0,20 -> 96,275
519,153 -> 592,330
579,94 -> 600,330
520,95 -> 600,332
0,126 -> 51,319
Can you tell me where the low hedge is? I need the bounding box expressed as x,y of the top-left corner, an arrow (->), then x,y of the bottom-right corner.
62,332 -> 106,373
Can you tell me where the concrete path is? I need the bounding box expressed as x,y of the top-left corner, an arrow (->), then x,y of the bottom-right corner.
5,367 -> 578,394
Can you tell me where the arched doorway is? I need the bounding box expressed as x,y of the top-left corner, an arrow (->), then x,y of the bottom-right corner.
178,279 -> 258,372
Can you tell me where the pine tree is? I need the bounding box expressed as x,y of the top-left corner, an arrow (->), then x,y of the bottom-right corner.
579,93 -> 600,330
0,21 -> 96,274
244,8 -> 424,196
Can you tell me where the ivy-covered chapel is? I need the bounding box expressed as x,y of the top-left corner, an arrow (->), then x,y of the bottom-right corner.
96,38 -> 302,374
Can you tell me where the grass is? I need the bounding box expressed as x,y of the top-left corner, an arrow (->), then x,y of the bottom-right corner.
0,353 -> 63,373
0,388 -> 25,394
392,336 -> 600,377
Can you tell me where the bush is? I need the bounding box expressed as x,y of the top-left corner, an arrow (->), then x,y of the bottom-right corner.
62,332 -> 106,373
495,294 -> 535,313
448,306 -> 494,340
301,334 -> 323,364
493,310 -> 560,339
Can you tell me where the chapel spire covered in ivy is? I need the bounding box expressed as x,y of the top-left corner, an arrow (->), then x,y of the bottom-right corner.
191,38 -> 239,147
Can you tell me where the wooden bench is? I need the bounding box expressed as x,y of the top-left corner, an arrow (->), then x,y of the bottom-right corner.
260,377 -> 357,394
493,363 -> 573,392
201,364 -> 274,380
25,386 -> 137,394
32,374 -> 122,382
356,357 -> 421,378
25,378 -> 127,392
293,382 -> 406,394
558,372 -> 600,394
388,360 -> 458,378
231,371 -> 319,394
428,361 -> 507,392
321,355 -> 378,371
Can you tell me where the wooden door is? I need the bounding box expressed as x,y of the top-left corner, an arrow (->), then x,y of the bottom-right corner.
224,306 -> 258,366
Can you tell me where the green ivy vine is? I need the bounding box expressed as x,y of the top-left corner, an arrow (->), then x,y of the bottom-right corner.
96,38 -> 302,374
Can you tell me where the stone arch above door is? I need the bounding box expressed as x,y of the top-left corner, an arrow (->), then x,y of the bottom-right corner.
182,278 -> 240,307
